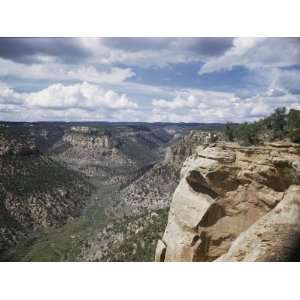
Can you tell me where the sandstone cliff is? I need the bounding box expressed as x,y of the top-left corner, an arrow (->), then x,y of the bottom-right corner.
52,127 -> 133,178
155,141 -> 300,262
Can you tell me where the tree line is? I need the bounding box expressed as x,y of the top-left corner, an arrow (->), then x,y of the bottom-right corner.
224,107 -> 300,146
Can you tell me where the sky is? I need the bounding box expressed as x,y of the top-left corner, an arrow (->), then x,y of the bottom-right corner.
0,37 -> 299,123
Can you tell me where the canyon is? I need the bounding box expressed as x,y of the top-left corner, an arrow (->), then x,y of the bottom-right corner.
0,121 -> 213,261
1,119 -> 300,262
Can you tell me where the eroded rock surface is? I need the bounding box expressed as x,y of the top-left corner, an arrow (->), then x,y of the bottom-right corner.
217,185 -> 300,261
155,142 -> 300,262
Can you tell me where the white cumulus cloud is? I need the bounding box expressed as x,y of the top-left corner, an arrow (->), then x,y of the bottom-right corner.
0,58 -> 135,84
199,38 -> 300,75
0,82 -> 25,105
151,88 -> 300,123
0,82 -> 140,122
26,82 -> 138,110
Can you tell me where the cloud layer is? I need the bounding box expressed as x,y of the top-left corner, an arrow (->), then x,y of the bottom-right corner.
151,87 -> 300,123
0,82 -> 139,121
0,37 -> 299,122
0,58 -> 135,84
199,38 -> 300,75
1,80 -> 299,123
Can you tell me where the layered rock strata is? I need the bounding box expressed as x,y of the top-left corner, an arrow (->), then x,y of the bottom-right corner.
155,142 -> 300,262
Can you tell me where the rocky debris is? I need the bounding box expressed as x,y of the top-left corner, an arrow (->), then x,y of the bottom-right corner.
156,141 -> 300,262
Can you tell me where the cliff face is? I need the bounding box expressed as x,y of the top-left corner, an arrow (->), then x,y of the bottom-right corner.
50,126 -> 171,184
63,130 -> 115,149
164,130 -> 221,168
52,127 -> 132,178
155,141 -> 300,262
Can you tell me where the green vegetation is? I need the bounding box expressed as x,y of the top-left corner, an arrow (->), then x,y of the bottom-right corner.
224,123 -> 235,142
0,125 -> 91,198
8,219 -> 92,262
234,122 -> 261,146
99,208 -> 169,262
268,107 -> 288,139
288,109 -> 300,143
0,125 -> 94,258
2,181 -> 120,261
0,155 -> 89,198
119,138 -> 158,167
224,107 -> 300,146
0,125 -> 31,144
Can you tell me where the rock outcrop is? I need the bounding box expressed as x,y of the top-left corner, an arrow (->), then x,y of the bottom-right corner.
65,127 -> 115,149
164,130 -> 221,168
217,185 -> 300,261
155,141 -> 300,262
52,127 -> 134,179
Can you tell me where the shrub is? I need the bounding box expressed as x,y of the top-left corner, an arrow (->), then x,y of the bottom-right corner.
268,107 -> 288,139
234,122 -> 260,146
288,109 -> 300,143
222,107 -> 296,145
224,123 -> 235,142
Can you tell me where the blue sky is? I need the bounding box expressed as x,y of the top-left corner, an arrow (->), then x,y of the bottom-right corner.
0,37 -> 299,122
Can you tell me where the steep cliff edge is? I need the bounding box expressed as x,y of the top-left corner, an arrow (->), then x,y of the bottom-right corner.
155,141 -> 300,262
79,130 -> 220,261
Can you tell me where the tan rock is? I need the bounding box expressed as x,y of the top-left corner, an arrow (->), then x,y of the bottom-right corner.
155,239 -> 166,262
157,141 -> 300,262
217,186 -> 300,261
